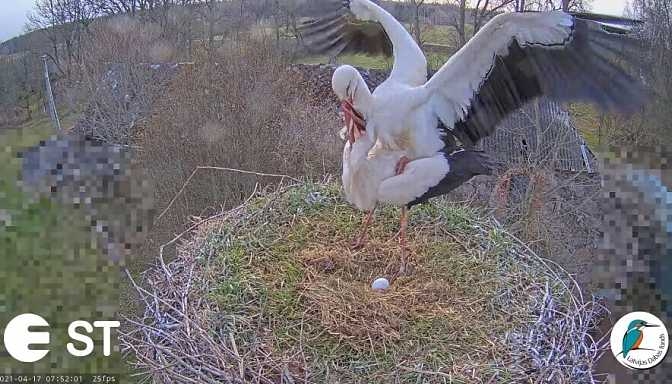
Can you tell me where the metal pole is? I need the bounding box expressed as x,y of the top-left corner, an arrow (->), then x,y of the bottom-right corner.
580,143 -> 593,174
42,55 -> 61,132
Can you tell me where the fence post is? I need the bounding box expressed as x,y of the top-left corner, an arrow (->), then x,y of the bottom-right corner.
42,55 -> 61,132
580,143 -> 593,174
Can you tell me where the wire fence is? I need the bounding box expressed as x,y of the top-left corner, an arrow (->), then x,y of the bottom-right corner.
478,98 -> 597,173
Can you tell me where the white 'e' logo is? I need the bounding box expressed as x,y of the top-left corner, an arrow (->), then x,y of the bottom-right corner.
3,313 -> 50,363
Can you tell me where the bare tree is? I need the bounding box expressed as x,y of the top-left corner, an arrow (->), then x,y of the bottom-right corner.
599,0 -> 672,147
456,0 -> 467,45
514,0 -> 591,11
158,1 -> 197,60
88,0 -> 137,15
27,0 -> 96,76
27,1 -> 62,67
472,0 -> 516,34
193,0 -> 224,55
0,54 -> 41,125
407,0 -> 426,45
450,0 -> 514,46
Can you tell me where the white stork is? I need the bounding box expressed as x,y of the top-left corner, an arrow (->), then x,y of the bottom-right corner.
300,0 -> 648,274
301,0 -> 648,161
340,103 -> 494,274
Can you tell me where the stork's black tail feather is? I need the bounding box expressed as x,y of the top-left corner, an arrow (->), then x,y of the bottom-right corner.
408,150 -> 498,208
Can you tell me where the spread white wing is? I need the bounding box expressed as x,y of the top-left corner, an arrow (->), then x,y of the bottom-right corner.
422,11 -> 648,146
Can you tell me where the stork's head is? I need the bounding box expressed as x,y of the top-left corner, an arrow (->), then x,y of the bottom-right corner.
332,65 -> 369,144
332,65 -> 361,101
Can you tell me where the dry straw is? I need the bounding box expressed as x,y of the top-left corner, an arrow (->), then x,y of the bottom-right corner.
121,181 -> 607,383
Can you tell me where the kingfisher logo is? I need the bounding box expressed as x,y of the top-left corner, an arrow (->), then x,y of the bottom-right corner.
610,311 -> 669,370
3,313 -> 120,363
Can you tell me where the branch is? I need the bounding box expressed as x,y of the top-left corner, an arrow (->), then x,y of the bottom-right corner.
154,166 -> 300,224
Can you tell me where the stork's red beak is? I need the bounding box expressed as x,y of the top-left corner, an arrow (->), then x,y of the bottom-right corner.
341,98 -> 365,145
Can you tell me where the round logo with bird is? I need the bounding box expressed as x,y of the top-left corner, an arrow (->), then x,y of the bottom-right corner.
610,311 -> 669,370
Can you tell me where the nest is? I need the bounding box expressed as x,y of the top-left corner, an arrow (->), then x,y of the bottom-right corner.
121,181 -> 608,383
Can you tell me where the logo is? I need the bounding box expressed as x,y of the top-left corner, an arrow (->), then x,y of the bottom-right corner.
610,311 -> 669,370
3,313 -> 120,363
3,313 -> 50,363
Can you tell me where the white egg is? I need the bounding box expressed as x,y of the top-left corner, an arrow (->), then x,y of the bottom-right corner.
371,277 -> 390,291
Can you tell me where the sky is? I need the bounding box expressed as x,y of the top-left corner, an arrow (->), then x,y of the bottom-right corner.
591,0 -> 630,16
0,0 -> 35,42
0,0 -> 631,43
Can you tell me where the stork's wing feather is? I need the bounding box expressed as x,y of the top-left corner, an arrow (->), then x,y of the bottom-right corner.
298,1 -> 392,57
569,12 -> 643,34
424,11 -> 649,147
569,12 -> 642,27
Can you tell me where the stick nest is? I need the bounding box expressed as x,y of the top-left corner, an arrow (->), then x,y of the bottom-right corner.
121,181 -> 608,383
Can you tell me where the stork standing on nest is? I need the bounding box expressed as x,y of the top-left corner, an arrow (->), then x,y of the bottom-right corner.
340,100 -> 495,274
301,0 -> 648,272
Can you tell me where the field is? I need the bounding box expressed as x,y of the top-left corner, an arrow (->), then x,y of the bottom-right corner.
568,103 -> 602,148
300,52 -> 392,70
0,112 -> 123,375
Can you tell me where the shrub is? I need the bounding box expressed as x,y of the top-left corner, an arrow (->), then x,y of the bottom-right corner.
139,37 -> 341,252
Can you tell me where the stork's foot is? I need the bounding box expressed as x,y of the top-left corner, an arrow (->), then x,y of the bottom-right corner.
395,156 -> 410,175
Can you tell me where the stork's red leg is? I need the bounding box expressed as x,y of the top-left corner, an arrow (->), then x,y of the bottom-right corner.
394,156 -> 411,273
398,206 -> 410,276
395,156 -> 410,175
351,209 -> 374,250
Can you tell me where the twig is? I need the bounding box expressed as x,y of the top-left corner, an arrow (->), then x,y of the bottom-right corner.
397,365 -> 452,379
155,165 -> 300,224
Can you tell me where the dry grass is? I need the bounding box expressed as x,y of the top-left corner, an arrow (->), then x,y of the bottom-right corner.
132,38 -> 341,265
121,181 -> 608,383
489,164 -> 601,285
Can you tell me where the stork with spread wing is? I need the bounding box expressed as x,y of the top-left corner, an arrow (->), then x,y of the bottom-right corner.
301,0 -> 647,161
300,0 -> 648,274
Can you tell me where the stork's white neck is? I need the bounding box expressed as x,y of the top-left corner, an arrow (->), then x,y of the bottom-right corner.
351,75 -> 373,116
359,0 -> 427,85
